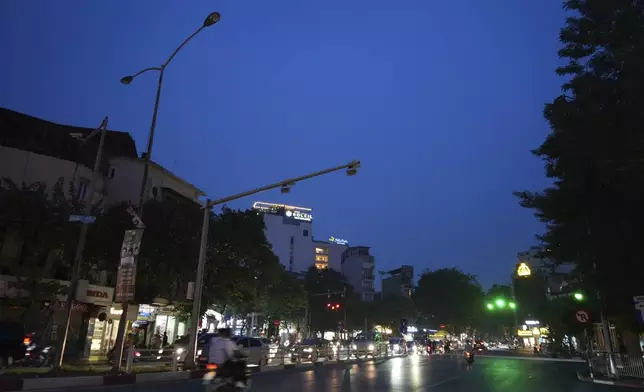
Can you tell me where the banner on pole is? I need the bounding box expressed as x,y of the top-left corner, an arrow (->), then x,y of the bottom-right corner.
115,229 -> 143,303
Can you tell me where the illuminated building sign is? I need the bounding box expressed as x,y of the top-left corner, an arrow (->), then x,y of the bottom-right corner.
253,201 -> 312,222
516,262 -> 531,277
329,236 -> 348,245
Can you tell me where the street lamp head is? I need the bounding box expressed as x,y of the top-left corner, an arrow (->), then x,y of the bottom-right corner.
574,292 -> 584,301
120,76 -> 134,85
495,298 -> 506,308
280,183 -> 293,194
346,161 -> 361,176
203,12 -> 221,27
508,302 -> 516,309
486,303 -> 494,310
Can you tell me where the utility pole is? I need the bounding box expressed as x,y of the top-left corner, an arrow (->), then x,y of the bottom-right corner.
54,117 -> 108,370
182,161 -> 361,369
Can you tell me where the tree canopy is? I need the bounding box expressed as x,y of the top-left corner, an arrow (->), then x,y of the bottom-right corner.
414,268 -> 484,333
514,0 -> 644,341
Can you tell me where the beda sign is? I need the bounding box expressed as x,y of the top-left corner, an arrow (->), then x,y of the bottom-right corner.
516,263 -> 531,277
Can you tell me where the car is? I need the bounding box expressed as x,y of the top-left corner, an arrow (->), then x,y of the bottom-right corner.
473,341 -> 486,352
351,332 -> 384,357
290,338 -> 333,363
406,341 -> 419,355
233,336 -> 270,368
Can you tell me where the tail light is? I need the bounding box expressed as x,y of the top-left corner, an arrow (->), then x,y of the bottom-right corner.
206,363 -> 218,370
23,334 -> 32,345
135,352 -> 141,357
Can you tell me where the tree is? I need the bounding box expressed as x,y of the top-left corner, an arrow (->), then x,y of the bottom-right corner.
481,284 -> 515,338
264,269 -> 307,327
369,295 -> 417,334
0,177 -> 83,338
414,268 -> 484,334
301,266 -> 360,335
202,207 -> 283,321
83,199 -> 203,304
514,0 -> 644,352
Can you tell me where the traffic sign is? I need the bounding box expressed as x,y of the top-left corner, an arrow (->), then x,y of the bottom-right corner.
69,215 -> 96,224
575,310 -> 590,323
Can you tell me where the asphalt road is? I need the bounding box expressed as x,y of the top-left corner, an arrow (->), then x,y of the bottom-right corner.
44,354 -> 634,392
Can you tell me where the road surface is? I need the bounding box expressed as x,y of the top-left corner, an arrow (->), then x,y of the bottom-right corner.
44,354 -> 634,391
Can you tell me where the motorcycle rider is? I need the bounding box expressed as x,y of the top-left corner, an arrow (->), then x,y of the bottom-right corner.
208,328 -> 246,389
464,339 -> 474,362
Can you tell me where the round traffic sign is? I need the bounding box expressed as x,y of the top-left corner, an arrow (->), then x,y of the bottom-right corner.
575,310 -> 589,323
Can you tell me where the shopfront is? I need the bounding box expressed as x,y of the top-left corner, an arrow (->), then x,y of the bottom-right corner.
517,325 -> 550,347
88,303 -> 138,354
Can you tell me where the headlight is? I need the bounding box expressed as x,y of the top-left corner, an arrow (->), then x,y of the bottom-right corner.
197,349 -> 202,356
351,344 -> 357,350
368,344 -> 375,350
176,348 -> 184,354
393,344 -> 399,350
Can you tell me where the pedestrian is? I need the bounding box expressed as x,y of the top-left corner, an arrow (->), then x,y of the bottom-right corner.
162,332 -> 168,347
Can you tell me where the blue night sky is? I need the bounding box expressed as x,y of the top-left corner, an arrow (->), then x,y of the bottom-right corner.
0,1 -> 566,288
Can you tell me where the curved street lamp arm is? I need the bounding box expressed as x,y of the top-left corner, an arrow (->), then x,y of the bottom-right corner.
131,66 -> 163,79
162,26 -> 204,68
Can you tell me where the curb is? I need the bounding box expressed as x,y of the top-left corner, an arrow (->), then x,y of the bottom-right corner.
0,360 -> 358,391
577,371 -> 644,388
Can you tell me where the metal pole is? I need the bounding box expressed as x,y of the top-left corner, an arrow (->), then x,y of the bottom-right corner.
510,274 -> 518,333
55,117 -> 108,369
182,161 -> 360,368
184,200 -> 211,369
111,68 -> 165,373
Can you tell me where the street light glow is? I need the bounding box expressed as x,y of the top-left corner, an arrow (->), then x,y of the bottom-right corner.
574,292 -> 584,301
495,298 -> 506,308
508,302 -> 516,309
486,303 -> 494,310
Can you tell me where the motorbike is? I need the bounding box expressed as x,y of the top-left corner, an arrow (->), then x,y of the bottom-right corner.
22,341 -> 55,367
465,351 -> 474,366
202,356 -> 252,392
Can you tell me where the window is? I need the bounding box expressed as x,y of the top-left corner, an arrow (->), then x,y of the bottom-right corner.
315,255 -> 328,263
315,247 -> 326,254
315,263 -> 328,270
303,229 -> 309,237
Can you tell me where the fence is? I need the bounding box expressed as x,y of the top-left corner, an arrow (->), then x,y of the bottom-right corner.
117,342 -> 462,374
589,352 -> 644,380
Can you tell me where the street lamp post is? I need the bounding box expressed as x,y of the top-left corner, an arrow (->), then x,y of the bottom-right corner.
112,12 -> 221,372
54,117 -> 109,369
183,160 -> 361,369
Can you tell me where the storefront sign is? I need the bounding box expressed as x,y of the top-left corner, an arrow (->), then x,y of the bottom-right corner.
516,262 -> 531,277
517,330 -> 532,337
55,301 -> 88,312
525,320 -> 540,325
110,307 -> 123,316
137,304 -> 156,321
329,236 -> 348,245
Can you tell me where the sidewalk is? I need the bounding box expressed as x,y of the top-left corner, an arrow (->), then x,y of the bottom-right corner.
577,371 -> 644,388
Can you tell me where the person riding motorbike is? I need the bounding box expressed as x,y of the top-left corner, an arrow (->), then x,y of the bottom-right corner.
463,340 -> 474,363
207,328 -> 246,389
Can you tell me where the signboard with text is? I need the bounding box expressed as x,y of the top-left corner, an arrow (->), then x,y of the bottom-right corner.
114,229 -> 144,303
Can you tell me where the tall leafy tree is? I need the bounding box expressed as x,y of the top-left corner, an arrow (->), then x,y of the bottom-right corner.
514,0 -> 644,351
414,268 -> 484,334
0,177 -> 82,337
369,294 -> 417,334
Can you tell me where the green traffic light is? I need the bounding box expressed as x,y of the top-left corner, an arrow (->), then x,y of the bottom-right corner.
574,292 -> 584,301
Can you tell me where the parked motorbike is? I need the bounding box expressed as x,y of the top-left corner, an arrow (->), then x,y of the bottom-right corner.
23,343 -> 54,367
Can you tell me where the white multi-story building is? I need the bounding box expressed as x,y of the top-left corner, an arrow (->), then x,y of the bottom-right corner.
341,246 -> 375,301
312,237 -> 349,271
252,201 -> 313,273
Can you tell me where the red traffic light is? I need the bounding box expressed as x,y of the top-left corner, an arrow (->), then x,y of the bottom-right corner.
327,303 -> 332,308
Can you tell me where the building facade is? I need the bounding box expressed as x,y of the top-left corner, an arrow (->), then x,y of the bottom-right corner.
341,246 -> 375,301
312,238 -> 348,271
253,201 -> 313,273
382,265 -> 414,298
